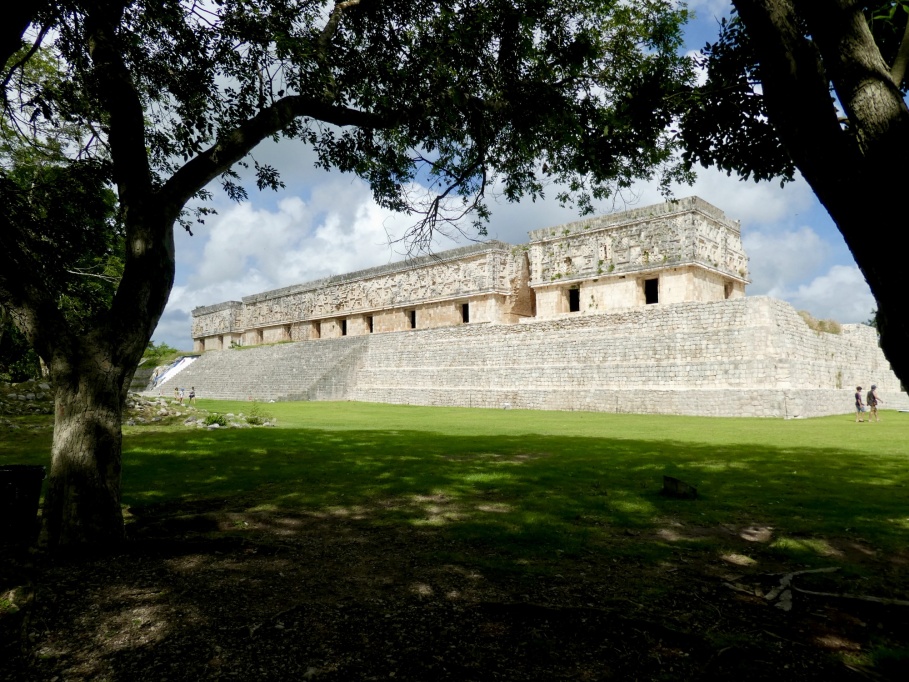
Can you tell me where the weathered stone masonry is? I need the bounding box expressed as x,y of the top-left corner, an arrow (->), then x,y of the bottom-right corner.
180,197 -> 907,417
192,197 -> 747,350
192,241 -> 532,351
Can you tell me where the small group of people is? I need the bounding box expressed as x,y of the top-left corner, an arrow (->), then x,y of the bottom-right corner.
172,386 -> 197,405
854,384 -> 883,422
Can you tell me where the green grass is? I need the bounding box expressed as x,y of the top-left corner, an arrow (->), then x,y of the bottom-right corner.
4,402 -> 909,574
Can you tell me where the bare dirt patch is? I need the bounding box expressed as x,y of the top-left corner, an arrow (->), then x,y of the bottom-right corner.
3,502 -> 907,681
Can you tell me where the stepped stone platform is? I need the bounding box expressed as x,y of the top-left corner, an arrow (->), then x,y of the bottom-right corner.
152,296 -> 908,418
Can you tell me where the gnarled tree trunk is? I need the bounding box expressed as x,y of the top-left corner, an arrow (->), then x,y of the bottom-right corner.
734,0 -> 909,391
45,356 -> 128,549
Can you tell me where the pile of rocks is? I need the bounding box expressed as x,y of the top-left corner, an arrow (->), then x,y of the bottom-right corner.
0,380 -> 53,416
123,394 -> 197,426
124,394 -> 277,429
1,385 -> 277,430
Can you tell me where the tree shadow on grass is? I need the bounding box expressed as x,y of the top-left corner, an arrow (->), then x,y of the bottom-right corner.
2,426 -> 908,681
4,505 -> 907,682
121,426 -> 909,569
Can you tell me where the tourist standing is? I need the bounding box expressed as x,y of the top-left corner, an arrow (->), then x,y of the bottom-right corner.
867,384 -> 883,422
855,386 -> 866,422
188,387 -> 196,405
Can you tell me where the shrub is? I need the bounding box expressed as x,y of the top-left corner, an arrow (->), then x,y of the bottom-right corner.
798,310 -> 842,335
245,402 -> 272,426
204,413 -> 227,427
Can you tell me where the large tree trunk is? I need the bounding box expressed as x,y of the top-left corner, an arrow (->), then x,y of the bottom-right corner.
811,179 -> 909,391
734,0 -> 909,391
44,352 -> 129,550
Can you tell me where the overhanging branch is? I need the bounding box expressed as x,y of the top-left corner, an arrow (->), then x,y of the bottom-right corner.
162,95 -> 393,206
889,6 -> 909,86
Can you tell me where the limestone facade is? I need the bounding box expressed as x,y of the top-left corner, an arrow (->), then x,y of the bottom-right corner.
192,240 -> 533,351
192,197 -> 747,350
182,196 -> 907,417
171,297 -> 907,418
528,196 -> 747,319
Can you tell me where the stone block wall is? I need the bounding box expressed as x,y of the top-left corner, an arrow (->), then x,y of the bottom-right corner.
527,197 -> 749,319
158,337 -> 370,402
164,296 -> 908,417
192,241 -> 531,349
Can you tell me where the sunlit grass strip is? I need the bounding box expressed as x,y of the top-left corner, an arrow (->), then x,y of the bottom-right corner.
3,401 -> 909,572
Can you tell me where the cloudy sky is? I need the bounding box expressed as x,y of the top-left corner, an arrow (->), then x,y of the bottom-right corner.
153,0 -> 875,350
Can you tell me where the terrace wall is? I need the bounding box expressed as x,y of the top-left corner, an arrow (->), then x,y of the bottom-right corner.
162,297 -> 908,418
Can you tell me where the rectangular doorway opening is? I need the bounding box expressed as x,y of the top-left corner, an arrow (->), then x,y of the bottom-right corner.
568,288 -> 580,313
644,278 -> 659,304
461,303 -> 470,323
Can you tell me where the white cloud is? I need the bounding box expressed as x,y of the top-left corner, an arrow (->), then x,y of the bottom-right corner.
157,177 -> 422,349
686,0 -> 733,17
788,265 -> 875,324
743,226 -> 831,296
189,180 -> 407,292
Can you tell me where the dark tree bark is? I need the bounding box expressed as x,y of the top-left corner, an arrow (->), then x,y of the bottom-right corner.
732,0 -> 909,388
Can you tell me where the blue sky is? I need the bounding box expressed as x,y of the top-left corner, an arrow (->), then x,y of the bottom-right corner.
153,0 -> 875,350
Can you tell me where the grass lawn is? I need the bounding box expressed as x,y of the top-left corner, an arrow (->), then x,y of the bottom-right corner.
6,402 -> 908,568
3,402 -> 909,680
116,401 -> 909,565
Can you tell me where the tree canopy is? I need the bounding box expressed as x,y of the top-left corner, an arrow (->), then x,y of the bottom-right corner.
0,0 -> 695,549
681,0 -> 909,388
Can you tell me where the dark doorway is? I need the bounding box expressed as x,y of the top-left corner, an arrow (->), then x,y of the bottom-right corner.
568,288 -> 580,312
461,303 -> 470,323
644,278 -> 659,304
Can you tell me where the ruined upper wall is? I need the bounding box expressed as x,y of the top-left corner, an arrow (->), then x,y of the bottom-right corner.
193,196 -> 751,343
190,301 -> 243,340
527,196 -> 748,286
192,241 -> 527,340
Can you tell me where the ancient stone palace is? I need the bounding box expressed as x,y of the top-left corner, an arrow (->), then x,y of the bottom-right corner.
179,197 -> 906,417
192,196 -> 749,349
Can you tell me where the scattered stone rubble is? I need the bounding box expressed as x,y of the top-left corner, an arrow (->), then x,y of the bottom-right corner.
1,382 -> 276,430
0,380 -> 53,417
124,394 -> 277,429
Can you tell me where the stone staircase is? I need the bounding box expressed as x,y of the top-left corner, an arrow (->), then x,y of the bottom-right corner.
151,336 -> 368,402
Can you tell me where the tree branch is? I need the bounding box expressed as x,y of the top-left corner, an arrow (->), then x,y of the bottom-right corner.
162,95 -> 392,207
798,0 -> 908,152
0,3 -> 42,77
82,3 -> 180,373
731,0 -> 860,190
85,2 -> 153,206
890,8 -> 909,86
318,0 -> 363,59
1,24 -> 50,94
65,268 -> 120,282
